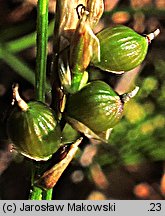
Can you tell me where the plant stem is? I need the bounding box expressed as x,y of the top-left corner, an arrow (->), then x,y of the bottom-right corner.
29,186 -> 43,200
42,189 -> 53,200
30,0 -> 51,200
35,0 -> 48,102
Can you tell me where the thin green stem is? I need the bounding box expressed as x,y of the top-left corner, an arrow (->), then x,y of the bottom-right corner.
35,0 -> 49,102
29,186 -> 43,200
42,189 -> 53,200
29,0 -> 52,200
29,162 -> 43,200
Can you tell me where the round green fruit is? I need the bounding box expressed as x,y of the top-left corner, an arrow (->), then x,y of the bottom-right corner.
91,25 -> 159,73
65,81 -> 124,133
7,101 -> 61,161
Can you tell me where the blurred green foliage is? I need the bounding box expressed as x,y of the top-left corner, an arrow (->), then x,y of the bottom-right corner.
0,1 -> 164,173
95,61 -> 165,166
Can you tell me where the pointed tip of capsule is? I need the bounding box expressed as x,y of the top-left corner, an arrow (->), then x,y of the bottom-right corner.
12,82 -> 29,111
146,28 -> 160,43
154,29 -> 160,37
121,86 -> 139,103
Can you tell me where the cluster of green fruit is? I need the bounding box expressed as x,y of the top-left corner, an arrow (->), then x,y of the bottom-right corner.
7,25 -> 159,161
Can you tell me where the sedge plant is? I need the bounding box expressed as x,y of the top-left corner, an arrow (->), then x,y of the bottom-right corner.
4,0 -> 161,200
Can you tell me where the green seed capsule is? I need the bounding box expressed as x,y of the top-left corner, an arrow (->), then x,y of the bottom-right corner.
7,86 -> 61,161
91,25 -> 160,73
65,81 -> 124,133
